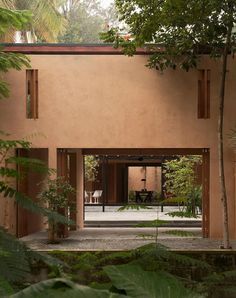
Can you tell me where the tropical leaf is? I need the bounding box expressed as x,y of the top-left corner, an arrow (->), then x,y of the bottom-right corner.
104,264 -> 199,298
11,278 -> 125,298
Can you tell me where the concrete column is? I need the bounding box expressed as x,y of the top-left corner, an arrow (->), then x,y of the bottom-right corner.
48,146 -> 57,178
234,152 -> 236,239
76,149 -> 84,229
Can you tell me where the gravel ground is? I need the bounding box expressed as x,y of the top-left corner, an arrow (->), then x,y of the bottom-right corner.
20,228 -> 236,252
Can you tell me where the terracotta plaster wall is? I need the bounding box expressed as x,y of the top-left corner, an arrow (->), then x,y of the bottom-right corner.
0,54 -> 236,238
128,166 -> 162,192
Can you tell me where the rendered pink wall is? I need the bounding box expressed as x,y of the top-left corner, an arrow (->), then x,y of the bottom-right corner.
0,53 -> 235,238
128,166 -> 162,192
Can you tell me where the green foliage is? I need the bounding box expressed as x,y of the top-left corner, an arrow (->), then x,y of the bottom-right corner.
163,156 -> 202,216
0,227 -> 30,282
38,177 -> 75,212
0,0 -> 67,42
163,156 -> 201,199
128,190 -> 135,202
10,278 -> 125,298
84,155 -> 100,182
166,211 -> 198,218
202,270 -> 236,298
0,136 -> 69,225
0,7 -> 31,99
162,230 -> 195,237
0,277 -> 14,296
0,50 -> 30,99
118,204 -> 152,211
59,0 -> 119,43
0,7 -> 31,35
136,219 -> 166,227
103,0 -> 236,71
104,264 -> 199,298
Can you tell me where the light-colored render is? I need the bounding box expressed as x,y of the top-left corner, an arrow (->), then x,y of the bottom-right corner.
0,45 -> 235,239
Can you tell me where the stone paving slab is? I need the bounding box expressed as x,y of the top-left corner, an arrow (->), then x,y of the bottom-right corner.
84,206 -> 202,222
20,228 -> 236,252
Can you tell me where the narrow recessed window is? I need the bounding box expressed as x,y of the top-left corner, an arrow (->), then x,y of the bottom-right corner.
198,69 -> 210,119
26,69 -> 38,119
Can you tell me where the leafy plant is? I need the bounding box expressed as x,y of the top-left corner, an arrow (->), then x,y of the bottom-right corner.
10,278 -> 125,298
163,156 -> 202,216
84,155 -> 100,182
104,264 -> 200,298
38,177 -> 75,243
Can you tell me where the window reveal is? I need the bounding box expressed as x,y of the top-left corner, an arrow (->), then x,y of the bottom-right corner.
198,69 -> 210,119
26,69 -> 38,119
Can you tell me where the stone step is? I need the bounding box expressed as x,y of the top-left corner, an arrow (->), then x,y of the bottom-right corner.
84,220 -> 202,228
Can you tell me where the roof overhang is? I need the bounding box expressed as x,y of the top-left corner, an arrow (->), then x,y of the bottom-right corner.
1,43 -> 154,55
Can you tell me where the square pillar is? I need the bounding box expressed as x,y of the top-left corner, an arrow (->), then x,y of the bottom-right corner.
48,146 -> 57,176
76,149 -> 84,229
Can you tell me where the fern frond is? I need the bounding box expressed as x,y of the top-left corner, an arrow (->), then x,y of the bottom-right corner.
0,167 -> 21,178
0,139 -> 31,150
0,227 -> 30,282
0,182 -> 73,225
165,211 -> 198,218
7,156 -> 53,174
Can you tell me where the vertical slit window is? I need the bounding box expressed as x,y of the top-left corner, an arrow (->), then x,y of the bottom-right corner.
198,69 -> 210,119
26,69 -> 38,119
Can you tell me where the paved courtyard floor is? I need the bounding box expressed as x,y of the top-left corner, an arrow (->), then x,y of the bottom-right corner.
20,227 -> 236,252
84,205 -> 202,222
20,207 -> 236,252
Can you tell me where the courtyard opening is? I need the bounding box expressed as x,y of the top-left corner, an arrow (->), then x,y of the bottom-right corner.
82,148 -> 210,238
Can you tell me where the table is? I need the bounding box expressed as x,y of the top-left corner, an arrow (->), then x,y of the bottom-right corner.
135,190 -> 153,203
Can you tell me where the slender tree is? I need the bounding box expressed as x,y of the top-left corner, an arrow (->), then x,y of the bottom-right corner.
59,0 -> 118,43
102,0 -> 236,248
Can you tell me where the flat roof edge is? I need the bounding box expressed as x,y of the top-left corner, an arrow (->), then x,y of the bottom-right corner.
1,43 -> 154,55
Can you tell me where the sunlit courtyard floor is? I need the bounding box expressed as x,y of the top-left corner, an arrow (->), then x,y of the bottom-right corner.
85,205 -> 201,223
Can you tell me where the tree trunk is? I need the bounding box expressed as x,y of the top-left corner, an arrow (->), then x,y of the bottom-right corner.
48,221 -> 57,243
218,24 -> 232,249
